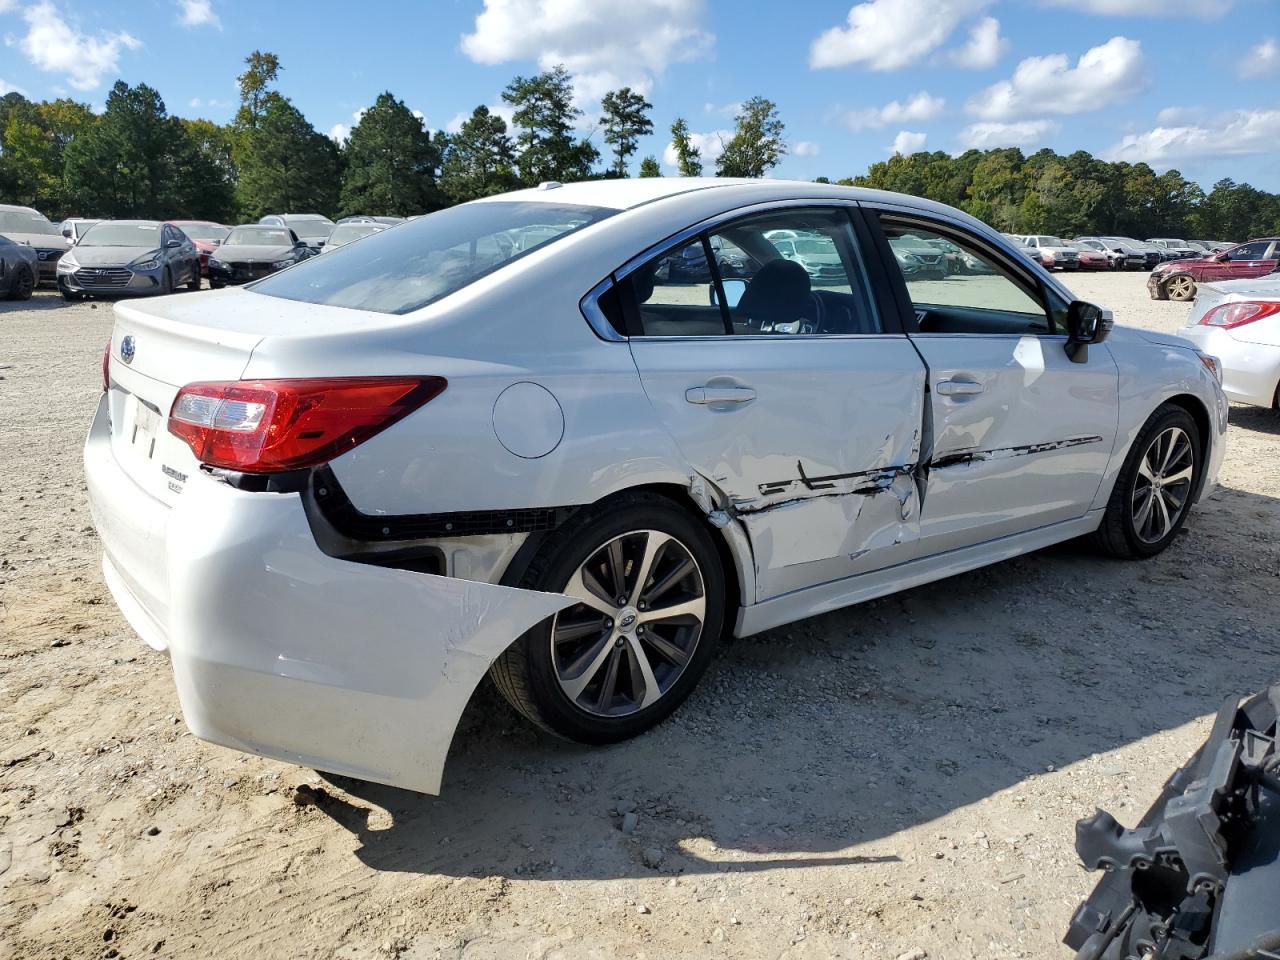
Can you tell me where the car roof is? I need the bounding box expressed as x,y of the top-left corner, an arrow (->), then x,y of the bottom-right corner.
99,219 -> 162,227
0,203 -> 44,215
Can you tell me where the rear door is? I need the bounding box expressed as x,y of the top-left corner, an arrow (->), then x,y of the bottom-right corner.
870,210 -> 1119,556
615,204 -> 928,601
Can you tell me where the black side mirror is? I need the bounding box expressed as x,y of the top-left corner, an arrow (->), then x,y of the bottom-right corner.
1065,300 -> 1112,363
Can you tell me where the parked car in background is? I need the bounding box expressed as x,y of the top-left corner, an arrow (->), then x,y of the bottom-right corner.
1074,237 -> 1147,270
1148,236 -> 1280,302
889,233 -> 948,278
0,204 -> 67,282
1199,240 -> 1233,253
207,224 -> 315,286
259,214 -> 335,250
1177,274 -> 1280,408
923,236 -> 990,274
1099,237 -> 1162,270
0,233 -> 38,300
323,221 -> 387,251
60,217 -> 102,245
1020,235 -> 1080,271
1003,233 -> 1049,269
57,220 -> 200,300
1148,238 -> 1198,261
337,216 -> 407,226
167,220 -> 230,276
86,178 -> 1226,794
1067,242 -> 1110,271
771,233 -> 846,284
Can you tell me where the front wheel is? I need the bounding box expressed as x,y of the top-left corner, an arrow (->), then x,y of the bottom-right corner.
186,265 -> 200,291
1164,273 -> 1196,301
1093,404 -> 1201,559
490,493 -> 725,744
6,264 -> 34,301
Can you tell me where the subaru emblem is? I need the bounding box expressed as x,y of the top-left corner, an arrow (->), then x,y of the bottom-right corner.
120,335 -> 135,364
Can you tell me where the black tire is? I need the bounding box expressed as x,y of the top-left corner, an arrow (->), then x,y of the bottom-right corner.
6,264 -> 34,301
209,279 -> 224,289
159,267 -> 173,295
60,286 -> 84,302
186,264 -> 200,291
1093,403 -> 1201,559
490,492 -> 725,744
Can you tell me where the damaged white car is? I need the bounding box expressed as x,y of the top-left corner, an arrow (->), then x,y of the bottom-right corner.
86,179 -> 1227,794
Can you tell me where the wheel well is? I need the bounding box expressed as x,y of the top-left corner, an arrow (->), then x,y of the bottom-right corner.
1164,393 -> 1212,499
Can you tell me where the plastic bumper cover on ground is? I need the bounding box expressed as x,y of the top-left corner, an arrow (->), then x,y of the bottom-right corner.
84,397 -> 574,794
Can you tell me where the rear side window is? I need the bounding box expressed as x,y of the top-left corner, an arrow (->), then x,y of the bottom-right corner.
251,201 -> 617,314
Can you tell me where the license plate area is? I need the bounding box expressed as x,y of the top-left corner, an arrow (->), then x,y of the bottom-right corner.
125,392 -> 163,461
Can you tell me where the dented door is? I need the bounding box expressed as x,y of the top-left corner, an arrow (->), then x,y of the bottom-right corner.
631,336 -> 927,600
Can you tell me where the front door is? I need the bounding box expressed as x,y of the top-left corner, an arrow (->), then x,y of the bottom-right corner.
617,206 -> 928,601
874,214 -> 1120,556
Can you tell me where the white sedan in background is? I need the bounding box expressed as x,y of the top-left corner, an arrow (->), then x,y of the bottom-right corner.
1179,274 -> 1280,409
87,178 -> 1226,794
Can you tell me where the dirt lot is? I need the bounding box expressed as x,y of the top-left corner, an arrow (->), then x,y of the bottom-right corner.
2,272 -> 1279,960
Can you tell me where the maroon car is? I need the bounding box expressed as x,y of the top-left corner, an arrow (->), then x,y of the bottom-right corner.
167,220 -> 231,277
1148,236 -> 1280,301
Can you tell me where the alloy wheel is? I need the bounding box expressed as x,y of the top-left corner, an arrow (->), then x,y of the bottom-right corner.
14,268 -> 34,299
551,530 -> 706,717
1165,275 -> 1194,301
1131,426 -> 1195,544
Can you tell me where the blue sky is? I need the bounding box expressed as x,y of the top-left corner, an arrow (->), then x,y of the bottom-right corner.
2,0 -> 1278,190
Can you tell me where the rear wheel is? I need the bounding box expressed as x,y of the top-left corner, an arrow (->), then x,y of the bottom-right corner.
490,493 -> 725,744
1164,273 -> 1196,301
1093,404 -> 1201,559
6,264 -> 34,301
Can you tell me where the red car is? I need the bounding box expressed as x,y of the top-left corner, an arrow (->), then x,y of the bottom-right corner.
1070,244 -> 1112,271
1148,236 -> 1280,301
167,220 -> 231,277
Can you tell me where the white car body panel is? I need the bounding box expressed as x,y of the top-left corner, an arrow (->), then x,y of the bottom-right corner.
84,178 -> 1228,793
1177,276 -> 1280,408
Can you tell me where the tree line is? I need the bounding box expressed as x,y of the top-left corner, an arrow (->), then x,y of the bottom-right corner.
0,49 -> 1276,241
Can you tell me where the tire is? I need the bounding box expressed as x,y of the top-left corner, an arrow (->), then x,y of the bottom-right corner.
1164,273 -> 1196,301
6,264 -> 34,301
186,265 -> 200,291
490,492 -> 725,744
60,287 -> 83,302
159,267 -> 173,296
1093,403 -> 1201,559
209,279 -> 224,289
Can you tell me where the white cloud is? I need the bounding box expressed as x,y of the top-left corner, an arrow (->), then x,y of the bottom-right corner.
957,119 -> 1060,148
951,16 -> 1006,68
1104,109 -> 1280,165
16,1 -> 141,91
188,97 -> 202,108
460,0 -> 713,104
810,0 -> 991,71
1239,38 -> 1279,78
843,91 -> 945,130
1155,105 -> 1207,126
1,78 -> 28,96
328,123 -> 350,143
177,0 -> 219,28
888,130 -> 927,154
792,140 -> 821,157
662,129 -> 730,171
967,36 -> 1145,120
703,100 -> 742,117
1039,0 -> 1231,15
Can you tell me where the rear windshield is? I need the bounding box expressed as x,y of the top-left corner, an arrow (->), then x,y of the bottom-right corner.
227,227 -> 293,246
80,223 -> 161,247
328,223 -> 382,244
0,211 -> 60,236
286,218 -> 334,239
251,201 -> 617,314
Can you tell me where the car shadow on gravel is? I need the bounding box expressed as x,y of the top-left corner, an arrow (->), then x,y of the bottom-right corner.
1229,405 -> 1280,436
308,485 -> 1280,884
0,289 -> 71,312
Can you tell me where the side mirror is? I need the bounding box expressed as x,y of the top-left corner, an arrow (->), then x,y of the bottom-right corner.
711,278 -> 747,309
1065,300 -> 1112,363
165,238 -> 181,248
1212,251 -> 1228,262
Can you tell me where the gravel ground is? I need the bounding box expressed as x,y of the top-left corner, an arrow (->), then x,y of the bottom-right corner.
2,272 -> 1279,960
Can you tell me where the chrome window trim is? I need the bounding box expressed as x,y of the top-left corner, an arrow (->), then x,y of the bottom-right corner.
579,276 -> 627,342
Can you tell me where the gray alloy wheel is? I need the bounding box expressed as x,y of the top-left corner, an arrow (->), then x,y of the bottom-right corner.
1165,274 -> 1196,301
7,264 -> 34,301
551,529 -> 706,717
1131,426 -> 1196,544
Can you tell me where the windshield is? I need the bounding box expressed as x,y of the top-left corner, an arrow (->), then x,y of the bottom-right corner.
251,201 -> 617,314
174,222 -> 230,241
286,218 -> 334,239
80,223 -> 161,247
0,211 -> 60,236
226,227 -> 293,246
329,224 -> 382,245
1040,237 -> 1067,246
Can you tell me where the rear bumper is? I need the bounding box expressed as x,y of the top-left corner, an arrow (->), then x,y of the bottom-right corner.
1177,324 -> 1280,408
84,396 -> 573,794
207,261 -> 280,285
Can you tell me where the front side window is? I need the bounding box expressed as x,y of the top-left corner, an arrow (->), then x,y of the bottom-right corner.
880,218 -> 1057,336
621,207 -> 879,338
253,201 -> 616,314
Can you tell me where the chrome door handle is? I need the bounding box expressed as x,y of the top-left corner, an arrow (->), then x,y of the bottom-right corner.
685,385 -> 757,405
936,378 -> 985,397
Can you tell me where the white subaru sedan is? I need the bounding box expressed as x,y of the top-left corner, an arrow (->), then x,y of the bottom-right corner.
86,179 -> 1227,794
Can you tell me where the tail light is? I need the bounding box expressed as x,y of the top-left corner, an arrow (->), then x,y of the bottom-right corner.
168,377 -> 446,473
102,340 -> 111,391
1198,300 -> 1280,329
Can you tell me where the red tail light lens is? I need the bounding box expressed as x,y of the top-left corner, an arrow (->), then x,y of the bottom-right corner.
1198,300 -> 1280,329
168,377 -> 446,473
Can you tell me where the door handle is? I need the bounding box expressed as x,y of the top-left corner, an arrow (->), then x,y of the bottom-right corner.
935,378 -> 986,397
685,385 -> 757,405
